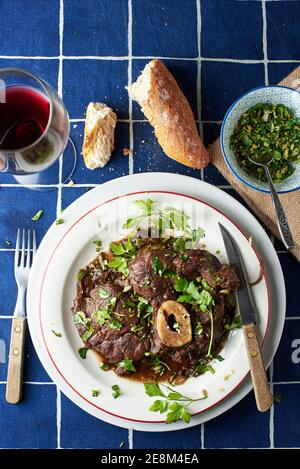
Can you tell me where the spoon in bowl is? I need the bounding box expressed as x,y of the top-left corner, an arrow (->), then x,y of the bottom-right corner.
248,153 -> 294,250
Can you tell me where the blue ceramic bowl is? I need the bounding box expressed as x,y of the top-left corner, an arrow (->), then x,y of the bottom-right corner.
221,86 -> 300,193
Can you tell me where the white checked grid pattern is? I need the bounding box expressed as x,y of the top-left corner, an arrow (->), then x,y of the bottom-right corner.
0,0 -> 298,449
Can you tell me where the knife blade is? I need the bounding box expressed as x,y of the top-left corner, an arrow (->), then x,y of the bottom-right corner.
218,222 -> 273,412
218,222 -> 257,326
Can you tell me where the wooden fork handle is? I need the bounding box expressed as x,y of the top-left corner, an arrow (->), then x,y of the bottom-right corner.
6,317 -> 26,404
243,323 -> 273,412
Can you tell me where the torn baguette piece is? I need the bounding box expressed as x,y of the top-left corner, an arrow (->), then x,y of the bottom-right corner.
128,60 -> 209,169
82,102 -> 117,169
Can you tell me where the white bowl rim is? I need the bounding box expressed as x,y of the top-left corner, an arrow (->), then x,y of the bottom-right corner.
220,85 -> 300,194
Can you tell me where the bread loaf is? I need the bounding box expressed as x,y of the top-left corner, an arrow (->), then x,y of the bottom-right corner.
128,60 -> 209,169
82,102 -> 117,170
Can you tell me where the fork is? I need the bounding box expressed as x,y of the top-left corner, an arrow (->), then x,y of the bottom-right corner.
6,229 -> 36,404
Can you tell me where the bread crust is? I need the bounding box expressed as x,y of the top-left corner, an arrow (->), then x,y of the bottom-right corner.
82,102 -> 117,170
129,60 -> 209,169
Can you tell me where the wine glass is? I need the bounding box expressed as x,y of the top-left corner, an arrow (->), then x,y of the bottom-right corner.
0,68 -> 76,188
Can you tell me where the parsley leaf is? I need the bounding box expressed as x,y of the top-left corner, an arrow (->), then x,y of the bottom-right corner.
111,384 -> 121,399
133,199 -> 154,215
152,255 -> 163,275
195,363 -> 215,375
166,402 -> 191,424
145,383 -> 208,424
109,320 -> 122,330
122,216 -> 144,230
31,210 -> 43,221
99,287 -> 110,299
55,218 -> 64,225
224,315 -> 242,330
93,309 -> 111,326
273,394 -> 282,403
77,270 -> 87,281
78,347 -> 88,359
93,240 -> 102,247
144,383 -> 166,398
110,242 -> 126,255
92,389 -> 99,397
174,276 -> 189,292
117,358 -> 136,373
99,362 -> 109,371
172,238 -> 186,252
108,257 -> 129,277
82,326 -> 94,342
149,400 -> 169,413
74,311 -> 90,327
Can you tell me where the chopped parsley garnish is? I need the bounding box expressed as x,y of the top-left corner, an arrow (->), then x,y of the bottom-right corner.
273,394 -> 282,403
92,389 -> 99,397
107,238 -> 137,277
52,330 -> 62,337
195,362 -> 215,375
230,103 -> 300,183
175,277 -> 215,313
99,287 -> 110,298
145,383 -> 208,424
109,320 -> 122,330
74,311 -> 90,327
172,237 -> 186,252
111,384 -> 121,399
77,270 -> 87,281
31,210 -> 43,221
152,255 -> 163,275
99,362 -> 109,371
93,240 -> 102,248
150,356 -> 170,376
130,324 -> 143,333
78,347 -> 88,359
194,321 -> 203,337
55,218 -> 64,225
82,326 -> 94,342
117,358 -> 136,373
224,315 -> 242,330
93,309 -> 111,326
212,353 -> 224,362
108,257 -> 129,277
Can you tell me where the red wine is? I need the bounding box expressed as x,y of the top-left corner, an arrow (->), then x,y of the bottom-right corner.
0,85 -> 50,150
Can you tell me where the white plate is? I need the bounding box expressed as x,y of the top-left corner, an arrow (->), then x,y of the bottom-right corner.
27,173 -> 285,431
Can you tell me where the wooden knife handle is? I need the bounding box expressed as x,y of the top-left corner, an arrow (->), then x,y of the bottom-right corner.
243,323 -> 273,412
6,317 -> 26,404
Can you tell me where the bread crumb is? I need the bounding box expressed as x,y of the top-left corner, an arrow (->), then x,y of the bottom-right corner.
123,148 -> 133,156
67,179 -> 75,187
224,373 -> 231,381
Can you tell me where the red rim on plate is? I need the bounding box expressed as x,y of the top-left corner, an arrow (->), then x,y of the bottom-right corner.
39,191 -> 270,423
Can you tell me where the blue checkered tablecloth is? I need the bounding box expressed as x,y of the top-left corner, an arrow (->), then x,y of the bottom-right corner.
0,0 -> 299,450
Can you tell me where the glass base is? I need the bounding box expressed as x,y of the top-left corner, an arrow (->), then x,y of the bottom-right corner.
13,137 -> 77,191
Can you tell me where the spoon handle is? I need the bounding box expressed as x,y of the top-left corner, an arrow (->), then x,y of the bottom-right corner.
264,166 -> 294,250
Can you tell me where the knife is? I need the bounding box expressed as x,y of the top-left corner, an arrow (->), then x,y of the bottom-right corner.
219,223 -> 273,412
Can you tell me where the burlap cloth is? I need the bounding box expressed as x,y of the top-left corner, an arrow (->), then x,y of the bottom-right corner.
209,67 -> 300,262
